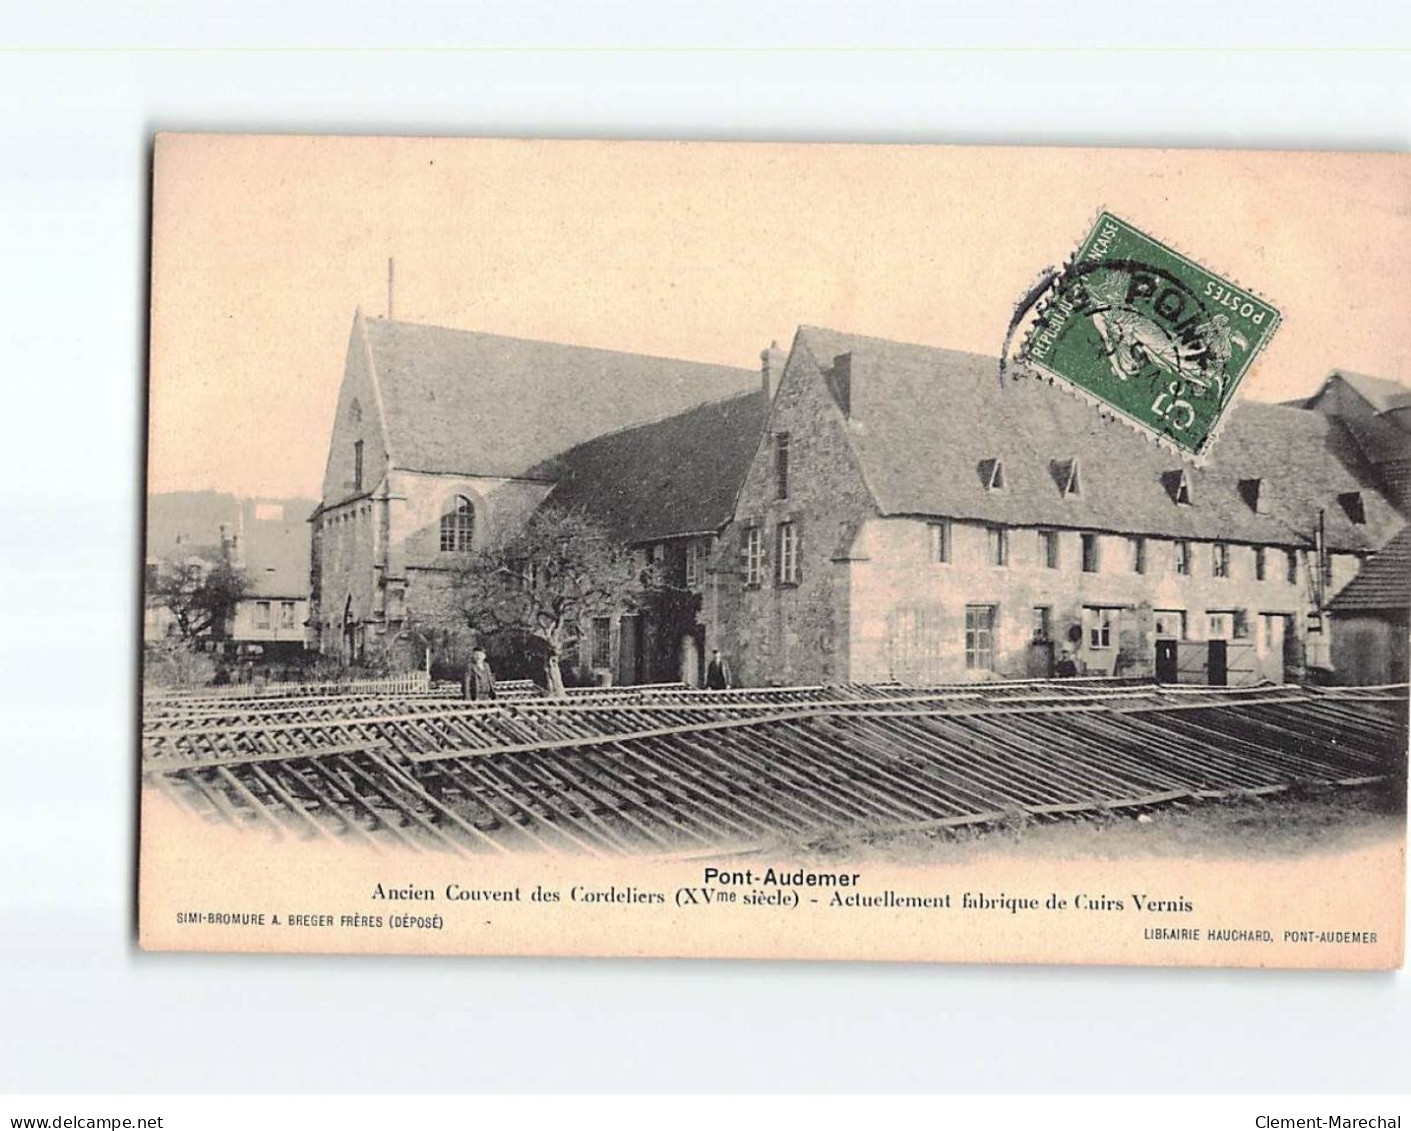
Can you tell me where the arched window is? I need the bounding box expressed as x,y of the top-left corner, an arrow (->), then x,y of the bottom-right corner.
440,496 -> 474,552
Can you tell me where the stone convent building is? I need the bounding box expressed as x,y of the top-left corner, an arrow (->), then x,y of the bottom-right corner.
311,311 -> 1408,686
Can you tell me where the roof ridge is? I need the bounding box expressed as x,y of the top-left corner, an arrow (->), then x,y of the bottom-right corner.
797,323 -> 999,368
365,314 -> 755,375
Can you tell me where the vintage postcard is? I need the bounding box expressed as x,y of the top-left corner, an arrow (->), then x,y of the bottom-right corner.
140,136 -> 1409,968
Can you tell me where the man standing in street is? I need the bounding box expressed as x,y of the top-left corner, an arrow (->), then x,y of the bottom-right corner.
463,645 -> 497,701
704,648 -> 732,690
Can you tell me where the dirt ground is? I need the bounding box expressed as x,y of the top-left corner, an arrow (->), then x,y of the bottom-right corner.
796,780 -> 1408,866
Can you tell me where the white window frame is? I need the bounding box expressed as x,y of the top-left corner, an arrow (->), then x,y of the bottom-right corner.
440,495 -> 474,553
777,522 -> 799,585
1032,605 -> 1053,642
1086,606 -> 1116,650
965,604 -> 997,671
744,526 -> 764,587
988,525 -> 1009,567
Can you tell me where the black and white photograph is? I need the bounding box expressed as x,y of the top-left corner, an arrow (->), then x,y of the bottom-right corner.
5,7 -> 1411,1119
137,137 -> 1407,968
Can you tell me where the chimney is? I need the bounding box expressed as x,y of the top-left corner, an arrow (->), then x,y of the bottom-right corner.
760,340 -> 786,406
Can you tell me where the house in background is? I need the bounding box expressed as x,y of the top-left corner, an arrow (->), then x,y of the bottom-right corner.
223,502 -> 313,659
308,310 -> 758,671
1301,369 -> 1411,514
144,493 -> 314,656
1327,525 -> 1411,685
707,327 -> 1406,688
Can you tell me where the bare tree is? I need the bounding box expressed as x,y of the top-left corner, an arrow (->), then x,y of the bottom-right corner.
147,553 -> 249,645
447,505 -> 647,696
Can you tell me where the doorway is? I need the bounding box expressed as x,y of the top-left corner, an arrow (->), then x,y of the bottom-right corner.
1155,639 -> 1178,683
1208,639 -> 1228,686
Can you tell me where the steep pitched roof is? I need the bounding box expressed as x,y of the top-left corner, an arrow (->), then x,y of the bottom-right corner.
1328,525 -> 1411,613
361,317 -> 758,478
532,390 -> 766,543
239,513 -> 311,599
793,326 -> 1403,553
1329,369 -> 1411,415
1333,408 -> 1411,465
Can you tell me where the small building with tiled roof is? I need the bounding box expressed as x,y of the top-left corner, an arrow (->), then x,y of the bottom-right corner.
144,494 -> 315,654
1327,525 -> 1411,685
709,326 -> 1406,687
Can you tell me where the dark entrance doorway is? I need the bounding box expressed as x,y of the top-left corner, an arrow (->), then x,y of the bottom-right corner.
1155,639 -> 1178,683
616,614 -> 645,686
1208,639 -> 1228,686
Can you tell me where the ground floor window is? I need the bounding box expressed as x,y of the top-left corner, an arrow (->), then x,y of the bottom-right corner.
1206,611 -> 1233,640
1084,606 -> 1117,649
592,616 -> 612,668
888,606 -> 946,683
1032,605 -> 1052,642
1153,609 -> 1186,640
965,604 -> 997,670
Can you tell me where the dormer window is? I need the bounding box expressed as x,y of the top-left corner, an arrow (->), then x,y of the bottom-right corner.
1339,491 -> 1366,525
1240,477 -> 1268,514
980,458 -> 1005,491
1174,470 -> 1192,506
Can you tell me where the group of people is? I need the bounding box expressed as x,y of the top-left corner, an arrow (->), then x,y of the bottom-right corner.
460,646 -> 734,700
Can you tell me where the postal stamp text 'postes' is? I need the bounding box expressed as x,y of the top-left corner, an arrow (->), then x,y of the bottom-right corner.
1020,212 -> 1281,461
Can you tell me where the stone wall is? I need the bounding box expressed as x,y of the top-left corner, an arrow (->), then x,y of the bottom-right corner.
846,515 -> 1358,684
708,344 -> 877,686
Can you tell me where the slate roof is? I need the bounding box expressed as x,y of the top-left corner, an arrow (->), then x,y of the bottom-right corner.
146,492 -> 317,562
1328,369 -> 1411,415
240,514 -> 311,599
1328,525 -> 1411,613
532,390 -> 767,544
793,326 -> 1404,553
363,317 -> 758,479
1333,408 -> 1411,466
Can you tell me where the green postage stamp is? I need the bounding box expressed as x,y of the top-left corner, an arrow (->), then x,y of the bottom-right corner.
1019,212 -> 1281,461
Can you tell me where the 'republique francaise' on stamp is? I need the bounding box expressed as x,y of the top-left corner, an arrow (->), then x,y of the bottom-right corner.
1018,211 -> 1281,462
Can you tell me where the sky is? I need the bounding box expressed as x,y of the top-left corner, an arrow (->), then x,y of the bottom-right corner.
148,136 -> 1411,499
